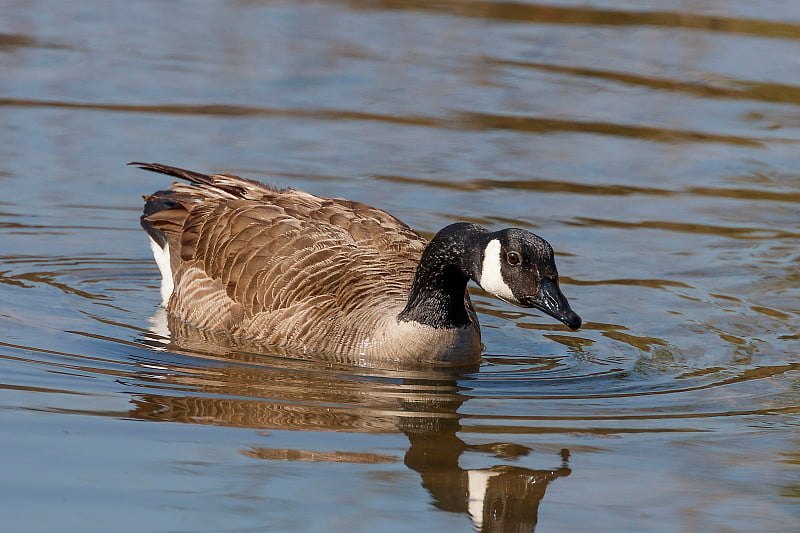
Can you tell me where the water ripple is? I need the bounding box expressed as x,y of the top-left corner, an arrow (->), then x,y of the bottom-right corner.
491,58 -> 800,106
0,97 -> 790,147
338,0 -> 800,40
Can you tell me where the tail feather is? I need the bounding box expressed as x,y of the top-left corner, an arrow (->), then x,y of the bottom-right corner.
135,160 -> 292,264
140,189 -> 177,247
129,161 -> 216,186
134,161 -> 269,264
129,161 -> 247,197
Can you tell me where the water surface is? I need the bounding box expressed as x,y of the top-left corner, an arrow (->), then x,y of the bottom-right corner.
1,1 -> 798,531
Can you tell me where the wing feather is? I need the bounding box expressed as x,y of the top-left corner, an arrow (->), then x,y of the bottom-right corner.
138,163 -> 426,343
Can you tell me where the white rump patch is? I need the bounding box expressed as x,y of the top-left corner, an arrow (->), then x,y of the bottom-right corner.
479,239 -> 515,302
149,237 -> 174,306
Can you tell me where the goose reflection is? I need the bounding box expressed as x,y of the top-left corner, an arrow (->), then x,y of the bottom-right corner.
133,312 -> 571,532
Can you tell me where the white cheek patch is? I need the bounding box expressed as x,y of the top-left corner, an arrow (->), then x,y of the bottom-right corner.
479,239 -> 515,302
149,237 -> 174,306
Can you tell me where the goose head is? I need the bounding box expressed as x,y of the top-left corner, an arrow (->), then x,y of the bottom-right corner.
400,223 -> 581,331
476,227 -> 581,330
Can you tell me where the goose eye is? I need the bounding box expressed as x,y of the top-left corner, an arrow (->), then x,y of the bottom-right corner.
506,251 -> 521,266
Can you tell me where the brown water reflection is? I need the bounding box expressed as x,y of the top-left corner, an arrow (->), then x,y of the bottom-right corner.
129,319 -> 571,532
492,59 -> 800,106
341,0 -> 800,39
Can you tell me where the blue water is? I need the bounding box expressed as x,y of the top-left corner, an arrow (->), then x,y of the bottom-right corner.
1,1 -> 798,531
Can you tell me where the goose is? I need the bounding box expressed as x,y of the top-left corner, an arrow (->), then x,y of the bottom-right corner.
133,162 -> 581,366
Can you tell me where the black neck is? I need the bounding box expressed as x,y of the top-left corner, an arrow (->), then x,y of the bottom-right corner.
398,223 -> 486,329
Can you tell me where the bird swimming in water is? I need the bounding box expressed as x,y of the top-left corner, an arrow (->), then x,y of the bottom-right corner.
134,162 -> 581,366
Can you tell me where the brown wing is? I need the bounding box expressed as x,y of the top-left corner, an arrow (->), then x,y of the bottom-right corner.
136,163 -> 426,337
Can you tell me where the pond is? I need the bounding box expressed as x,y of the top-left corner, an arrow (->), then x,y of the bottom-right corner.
1,1 -> 798,531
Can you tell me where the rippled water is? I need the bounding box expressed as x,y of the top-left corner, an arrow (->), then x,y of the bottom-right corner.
1,1 -> 799,531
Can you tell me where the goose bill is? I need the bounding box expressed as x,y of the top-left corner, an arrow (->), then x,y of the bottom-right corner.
524,277 -> 581,330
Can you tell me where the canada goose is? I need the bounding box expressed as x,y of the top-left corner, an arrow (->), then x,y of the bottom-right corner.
133,162 -> 581,366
